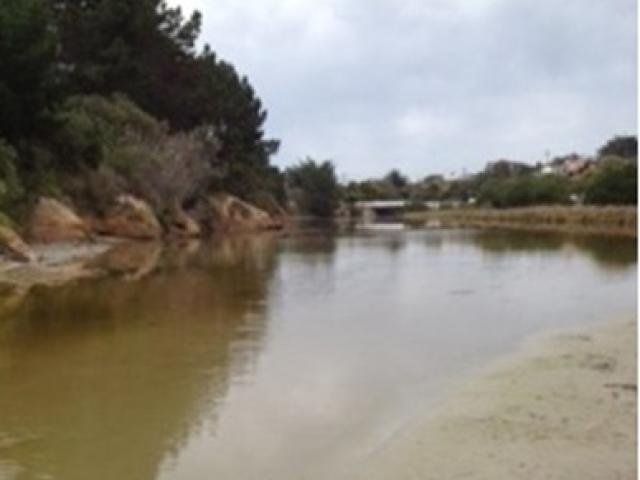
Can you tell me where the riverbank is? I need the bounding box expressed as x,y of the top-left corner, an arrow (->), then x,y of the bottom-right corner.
0,232 -> 288,317
0,239 -> 129,317
345,319 -> 637,480
404,206 -> 637,237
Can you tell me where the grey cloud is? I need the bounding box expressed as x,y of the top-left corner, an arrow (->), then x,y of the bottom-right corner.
180,0 -> 636,179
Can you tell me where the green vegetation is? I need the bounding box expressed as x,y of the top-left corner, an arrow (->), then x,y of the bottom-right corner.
0,141 -> 23,212
50,94 -> 163,172
598,136 -> 637,159
49,94 -> 220,221
0,0 -> 56,143
286,159 -> 341,217
0,0 -> 283,222
344,169 -> 412,202
343,136 -> 636,211
477,175 -> 570,208
583,159 -> 637,206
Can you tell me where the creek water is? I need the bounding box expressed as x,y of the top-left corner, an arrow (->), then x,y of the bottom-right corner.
0,227 -> 636,480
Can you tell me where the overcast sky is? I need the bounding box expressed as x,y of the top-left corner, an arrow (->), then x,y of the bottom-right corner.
178,0 -> 636,180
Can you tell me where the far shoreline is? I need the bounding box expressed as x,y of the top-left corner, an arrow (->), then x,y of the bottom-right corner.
403,205 -> 637,238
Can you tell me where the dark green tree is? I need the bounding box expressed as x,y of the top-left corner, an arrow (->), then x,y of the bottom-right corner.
286,159 -> 340,217
598,136 -> 637,160
51,0 -> 201,105
384,169 -> 408,190
0,0 -> 57,142
51,0 -> 280,201
584,161 -> 637,205
0,140 -> 24,211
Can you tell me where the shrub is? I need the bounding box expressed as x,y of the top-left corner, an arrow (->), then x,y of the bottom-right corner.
125,131 -> 217,220
584,159 -> 637,205
48,95 -> 222,218
286,159 -> 340,217
478,175 -> 570,208
0,140 -> 24,211
51,94 -> 164,172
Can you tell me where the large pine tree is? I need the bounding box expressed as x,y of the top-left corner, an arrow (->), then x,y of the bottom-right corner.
0,0 -> 57,142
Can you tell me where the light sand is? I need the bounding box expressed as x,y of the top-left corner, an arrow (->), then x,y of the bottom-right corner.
345,320 -> 637,480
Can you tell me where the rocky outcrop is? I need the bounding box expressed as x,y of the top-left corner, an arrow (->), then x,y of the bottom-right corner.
0,225 -> 36,262
27,197 -> 90,244
196,194 -> 281,233
254,195 -> 289,226
98,195 -> 162,240
167,207 -> 201,238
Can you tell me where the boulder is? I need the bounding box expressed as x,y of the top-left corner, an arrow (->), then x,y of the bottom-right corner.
168,207 -> 201,238
255,196 -> 288,230
99,195 -> 162,240
198,194 -> 279,233
253,194 -> 289,220
0,225 -> 36,262
28,197 -> 90,243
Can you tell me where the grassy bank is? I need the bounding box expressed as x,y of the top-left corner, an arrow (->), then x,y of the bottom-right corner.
404,206 -> 637,237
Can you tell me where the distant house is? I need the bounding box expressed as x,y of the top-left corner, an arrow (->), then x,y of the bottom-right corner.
540,165 -> 555,175
562,157 -> 593,176
546,154 -> 594,177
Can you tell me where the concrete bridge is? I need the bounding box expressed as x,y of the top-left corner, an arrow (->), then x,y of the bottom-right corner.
353,199 -> 447,221
353,200 -> 410,221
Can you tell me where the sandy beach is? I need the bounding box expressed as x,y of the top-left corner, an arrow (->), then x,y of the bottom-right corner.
345,319 -> 637,480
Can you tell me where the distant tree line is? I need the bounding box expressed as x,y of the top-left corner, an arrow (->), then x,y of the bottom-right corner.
338,136 -> 637,210
284,135 -> 636,219
0,0 -> 284,223
474,137 -> 636,207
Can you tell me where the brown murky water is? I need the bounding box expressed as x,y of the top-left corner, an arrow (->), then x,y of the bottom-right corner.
0,228 -> 636,480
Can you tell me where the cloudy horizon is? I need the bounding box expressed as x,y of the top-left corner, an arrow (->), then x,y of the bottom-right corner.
178,0 -> 636,180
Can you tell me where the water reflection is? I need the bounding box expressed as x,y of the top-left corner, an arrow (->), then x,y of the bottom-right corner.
279,233 -> 337,265
465,229 -> 637,271
0,235 -> 279,480
91,241 -> 164,279
0,228 -> 636,480
571,236 -> 638,268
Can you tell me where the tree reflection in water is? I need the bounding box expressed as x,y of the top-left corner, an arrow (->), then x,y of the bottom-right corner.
0,235 -> 279,480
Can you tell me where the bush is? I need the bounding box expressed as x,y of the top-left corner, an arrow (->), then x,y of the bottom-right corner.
51,94 -> 164,172
478,175 -> 570,208
47,95 -> 221,219
125,131 -> 217,221
62,166 -> 127,215
584,159 -> 637,205
286,159 -> 340,217
0,140 -> 24,211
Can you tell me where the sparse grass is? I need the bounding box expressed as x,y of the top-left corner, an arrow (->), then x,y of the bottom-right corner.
404,206 -> 637,237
